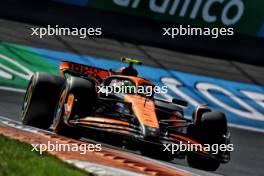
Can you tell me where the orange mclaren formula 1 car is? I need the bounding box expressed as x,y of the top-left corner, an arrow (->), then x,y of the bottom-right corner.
21,58 -> 230,171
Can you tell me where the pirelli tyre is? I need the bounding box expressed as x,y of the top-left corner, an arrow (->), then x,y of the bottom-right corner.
187,111 -> 228,171
21,72 -> 64,129
51,76 -> 97,137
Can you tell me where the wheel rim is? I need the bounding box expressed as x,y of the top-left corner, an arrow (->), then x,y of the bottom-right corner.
21,81 -> 33,120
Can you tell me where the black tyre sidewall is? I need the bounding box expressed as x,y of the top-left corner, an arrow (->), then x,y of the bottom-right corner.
66,76 -> 97,118
21,72 -> 64,129
187,111 -> 228,171
52,76 -> 97,137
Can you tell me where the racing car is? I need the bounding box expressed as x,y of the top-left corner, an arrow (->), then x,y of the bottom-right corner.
21,57 -> 230,171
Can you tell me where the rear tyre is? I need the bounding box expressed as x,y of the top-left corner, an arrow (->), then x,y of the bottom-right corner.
51,76 -> 97,138
187,111 -> 227,171
21,72 -> 64,129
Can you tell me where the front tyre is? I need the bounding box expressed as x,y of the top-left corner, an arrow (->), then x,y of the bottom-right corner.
51,76 -> 97,138
187,111 -> 227,171
21,72 -> 64,129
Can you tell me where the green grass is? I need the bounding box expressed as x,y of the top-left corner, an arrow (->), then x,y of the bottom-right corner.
0,135 -> 92,176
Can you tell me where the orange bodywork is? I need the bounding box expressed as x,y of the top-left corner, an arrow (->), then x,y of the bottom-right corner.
124,95 -> 159,128
77,117 -> 137,135
80,117 -> 130,126
60,61 -> 160,130
59,61 -> 111,80
113,75 -> 159,128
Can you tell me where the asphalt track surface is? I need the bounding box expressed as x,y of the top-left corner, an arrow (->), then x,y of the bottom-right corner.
0,19 -> 264,176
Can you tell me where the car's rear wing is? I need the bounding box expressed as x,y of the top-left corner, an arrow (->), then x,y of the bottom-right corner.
59,61 -> 113,81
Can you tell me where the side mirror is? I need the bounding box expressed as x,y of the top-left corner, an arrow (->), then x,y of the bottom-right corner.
172,98 -> 188,107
